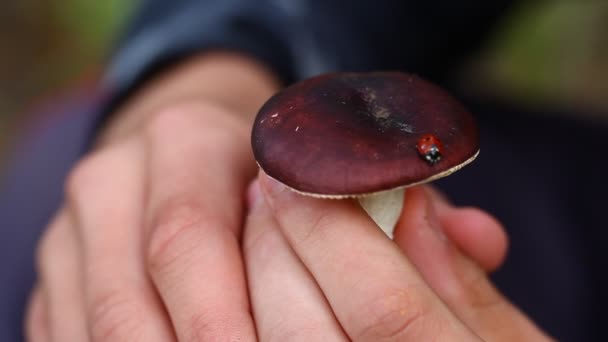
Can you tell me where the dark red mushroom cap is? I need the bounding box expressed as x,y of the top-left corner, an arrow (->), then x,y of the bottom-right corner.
251,72 -> 479,197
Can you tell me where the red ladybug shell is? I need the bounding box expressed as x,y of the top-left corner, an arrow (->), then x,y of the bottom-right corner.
417,134 -> 444,163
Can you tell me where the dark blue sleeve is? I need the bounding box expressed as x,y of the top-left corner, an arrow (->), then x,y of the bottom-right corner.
98,0 -> 516,116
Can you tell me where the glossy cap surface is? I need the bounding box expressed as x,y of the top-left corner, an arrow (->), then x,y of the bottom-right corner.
251,72 -> 479,197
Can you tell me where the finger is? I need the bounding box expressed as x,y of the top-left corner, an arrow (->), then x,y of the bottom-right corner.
25,285 -> 49,342
66,137 -> 176,341
394,186 -> 553,341
259,172 -> 480,341
425,186 -> 508,271
243,181 -> 348,341
143,106 -> 257,341
35,210 -> 88,341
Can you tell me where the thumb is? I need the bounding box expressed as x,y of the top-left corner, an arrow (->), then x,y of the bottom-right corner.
424,186 -> 508,272
393,186 -> 554,341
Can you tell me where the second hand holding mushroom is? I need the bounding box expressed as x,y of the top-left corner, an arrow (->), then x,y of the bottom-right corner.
251,72 -> 479,236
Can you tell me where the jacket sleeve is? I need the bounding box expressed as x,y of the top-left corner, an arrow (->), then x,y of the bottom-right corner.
97,0 -> 516,122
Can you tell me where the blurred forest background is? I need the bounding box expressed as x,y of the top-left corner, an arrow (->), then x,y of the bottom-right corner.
0,0 -> 607,171
0,0 -> 133,169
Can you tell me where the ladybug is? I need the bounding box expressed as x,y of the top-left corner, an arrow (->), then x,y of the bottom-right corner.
417,134 -> 443,164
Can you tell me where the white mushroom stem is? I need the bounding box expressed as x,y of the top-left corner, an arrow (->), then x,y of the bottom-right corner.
358,188 -> 405,238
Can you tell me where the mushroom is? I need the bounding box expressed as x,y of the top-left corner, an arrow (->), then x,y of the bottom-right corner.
251,72 -> 479,236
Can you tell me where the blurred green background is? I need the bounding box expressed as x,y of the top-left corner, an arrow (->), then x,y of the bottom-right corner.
0,0 -> 607,170
0,0 -> 135,166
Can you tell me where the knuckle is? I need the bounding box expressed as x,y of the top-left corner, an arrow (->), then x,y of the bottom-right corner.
88,290 -> 144,341
356,287 -> 437,341
64,148 -> 120,203
64,139 -> 142,205
146,200 -> 226,275
291,208 -> 338,248
143,104 -> 201,139
143,102 -> 250,154
265,321 -> 326,342
64,154 -> 99,200
243,225 -> 284,264
183,311 -> 246,342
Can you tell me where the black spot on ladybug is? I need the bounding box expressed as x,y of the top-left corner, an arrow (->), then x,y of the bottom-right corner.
417,134 -> 444,165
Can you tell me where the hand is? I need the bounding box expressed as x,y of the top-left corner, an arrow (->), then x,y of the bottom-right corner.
242,173 -> 555,341
25,53 -> 279,341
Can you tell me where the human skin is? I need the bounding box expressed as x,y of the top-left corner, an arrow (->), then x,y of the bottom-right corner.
245,176 -> 554,341
25,52 -> 279,341
26,52 -> 553,341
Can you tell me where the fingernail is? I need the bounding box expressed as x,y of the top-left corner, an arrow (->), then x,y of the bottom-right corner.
247,180 -> 264,210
